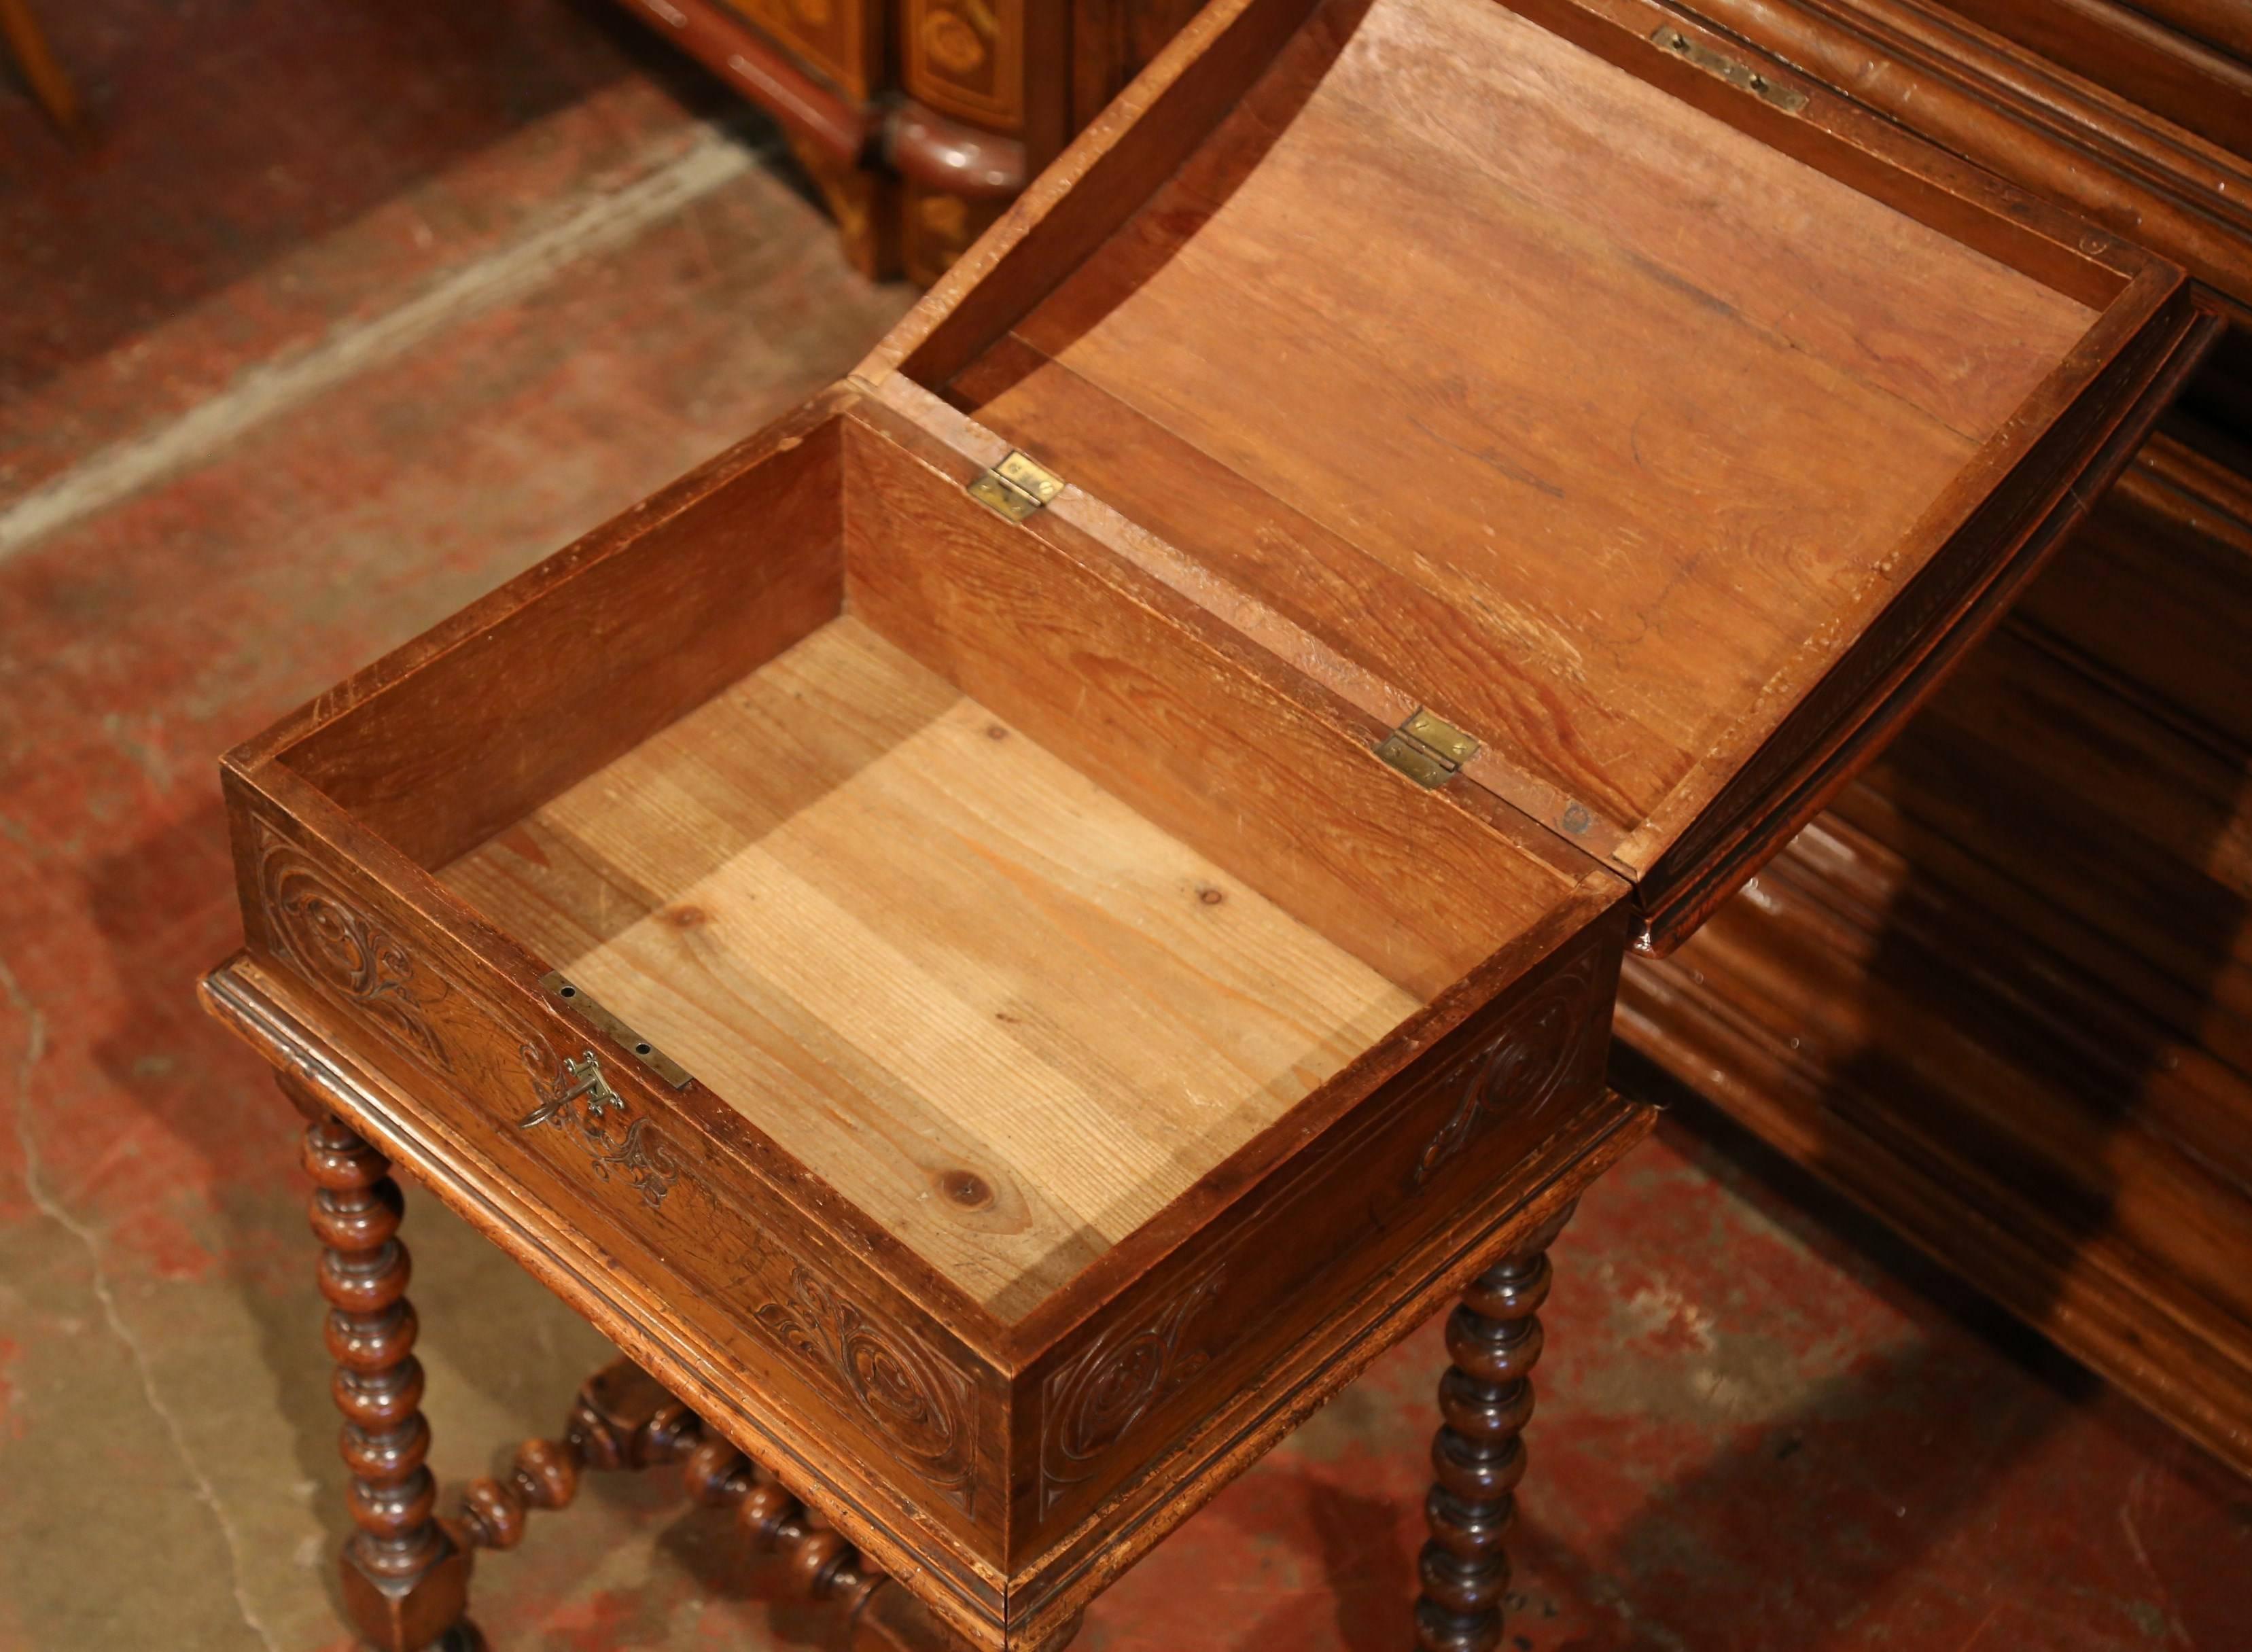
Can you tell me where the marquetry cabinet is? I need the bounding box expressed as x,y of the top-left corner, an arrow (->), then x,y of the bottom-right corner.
205,1 -> 2223,1648
608,0 -> 1200,282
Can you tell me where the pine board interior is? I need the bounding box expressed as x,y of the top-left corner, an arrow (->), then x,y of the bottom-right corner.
948,0 -> 2098,866
442,617 -> 1422,1318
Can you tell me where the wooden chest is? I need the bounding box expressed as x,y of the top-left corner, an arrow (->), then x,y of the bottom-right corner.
200,0 -> 2219,1645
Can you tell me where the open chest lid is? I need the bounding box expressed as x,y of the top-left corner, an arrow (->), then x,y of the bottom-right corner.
854,0 -> 2217,951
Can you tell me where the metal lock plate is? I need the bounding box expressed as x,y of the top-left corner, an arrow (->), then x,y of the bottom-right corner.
542,972 -> 694,1089
1651,26 -> 1810,113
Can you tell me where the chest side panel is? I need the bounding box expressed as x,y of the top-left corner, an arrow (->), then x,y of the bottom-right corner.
228,788 -> 1016,1596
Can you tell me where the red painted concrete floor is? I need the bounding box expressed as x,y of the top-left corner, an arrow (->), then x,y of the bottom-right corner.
3,5 -> 2249,1649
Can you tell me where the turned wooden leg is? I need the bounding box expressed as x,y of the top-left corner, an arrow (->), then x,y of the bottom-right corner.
305,1112 -> 476,1652
298,1103 -> 1009,1652
1414,1212 -> 1571,1652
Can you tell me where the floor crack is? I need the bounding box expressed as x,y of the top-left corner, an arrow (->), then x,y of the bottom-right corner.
1,949 -> 284,1652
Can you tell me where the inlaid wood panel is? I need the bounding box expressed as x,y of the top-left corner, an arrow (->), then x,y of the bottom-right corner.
719,0 -> 883,100
906,0 -> 1032,129
443,618 -> 1423,1318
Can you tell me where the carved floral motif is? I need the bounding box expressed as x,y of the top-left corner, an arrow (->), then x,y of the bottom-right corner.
1040,1265 -> 1225,1515
255,820 -> 690,1211
755,1266 -> 977,1512
516,1044 -> 682,1209
1411,947 -> 1605,1191
256,819 -> 451,1072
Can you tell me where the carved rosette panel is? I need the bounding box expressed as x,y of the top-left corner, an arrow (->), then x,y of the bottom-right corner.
1411,945 -> 1608,1191
1039,1265 -> 1225,1517
256,818 -> 453,1073
755,1266 -> 977,1513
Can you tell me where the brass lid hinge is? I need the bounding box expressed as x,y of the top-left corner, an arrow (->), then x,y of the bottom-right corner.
1375,707 -> 1479,788
967,451 -> 1066,522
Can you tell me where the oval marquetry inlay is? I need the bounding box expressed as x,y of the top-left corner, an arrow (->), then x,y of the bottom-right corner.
921,9 -> 987,75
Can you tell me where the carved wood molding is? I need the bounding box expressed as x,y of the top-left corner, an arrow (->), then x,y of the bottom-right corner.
755,1265 -> 981,1514
614,0 -> 875,162
887,101 -> 1030,197
1937,0 -> 2252,158
1411,946 -> 1610,1191
515,1047 -> 684,1209
257,817 -> 692,1213
1681,0 -> 2252,307
258,817 -> 454,1074
1038,1264 -> 1225,1516
2132,0 -> 2252,65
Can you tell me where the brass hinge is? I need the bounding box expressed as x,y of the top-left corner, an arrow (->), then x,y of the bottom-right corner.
1375,707 -> 1479,789
542,971 -> 694,1089
967,451 -> 1066,522
1651,25 -> 1809,113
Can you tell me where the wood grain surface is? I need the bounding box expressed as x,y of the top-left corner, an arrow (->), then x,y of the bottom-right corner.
443,618 -> 1422,1316
839,404 -> 1609,1001
275,394 -> 850,871
953,0 -> 2097,861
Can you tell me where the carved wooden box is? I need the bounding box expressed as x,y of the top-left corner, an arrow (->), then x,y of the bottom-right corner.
202,0 -> 2216,1645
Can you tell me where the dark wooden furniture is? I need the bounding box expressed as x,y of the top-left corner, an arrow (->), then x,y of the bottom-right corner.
1596,0 -> 2252,1483
199,0 -> 2218,1646
606,0 -> 1198,282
